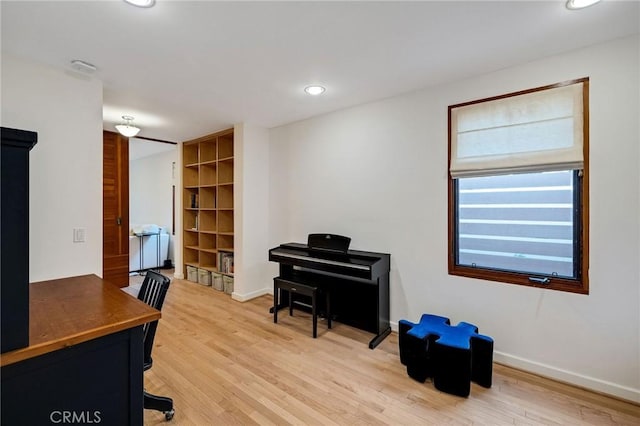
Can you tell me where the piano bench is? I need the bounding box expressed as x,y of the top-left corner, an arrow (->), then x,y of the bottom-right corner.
273,277 -> 331,338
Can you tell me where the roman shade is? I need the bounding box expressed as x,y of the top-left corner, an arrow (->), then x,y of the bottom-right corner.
449,81 -> 585,178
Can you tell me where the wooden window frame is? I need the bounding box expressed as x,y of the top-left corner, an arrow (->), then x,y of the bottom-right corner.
447,78 -> 590,294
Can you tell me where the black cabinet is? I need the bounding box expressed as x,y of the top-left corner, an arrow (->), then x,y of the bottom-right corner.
1,127 -> 37,353
1,328 -> 144,425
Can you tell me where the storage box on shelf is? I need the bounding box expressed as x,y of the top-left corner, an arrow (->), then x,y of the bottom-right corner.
186,266 -> 198,283
223,275 -> 234,295
182,128 -> 234,293
212,272 -> 223,291
197,269 -> 212,286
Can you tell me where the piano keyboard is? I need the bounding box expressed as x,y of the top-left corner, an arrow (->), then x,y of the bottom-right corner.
269,249 -> 370,271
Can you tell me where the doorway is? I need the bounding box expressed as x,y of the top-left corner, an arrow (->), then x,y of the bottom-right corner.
128,137 -> 178,284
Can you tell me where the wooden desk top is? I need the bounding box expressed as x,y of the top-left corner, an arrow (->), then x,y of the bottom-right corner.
0,274 -> 160,367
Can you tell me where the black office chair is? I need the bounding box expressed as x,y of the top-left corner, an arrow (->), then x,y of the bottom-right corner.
137,270 -> 175,421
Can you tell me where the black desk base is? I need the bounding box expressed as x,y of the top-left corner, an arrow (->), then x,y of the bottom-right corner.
1,328 -> 144,425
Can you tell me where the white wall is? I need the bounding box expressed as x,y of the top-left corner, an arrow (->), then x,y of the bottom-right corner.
233,123 -> 271,301
1,54 -> 103,282
129,148 -> 177,261
174,145 -> 184,279
267,36 -> 640,401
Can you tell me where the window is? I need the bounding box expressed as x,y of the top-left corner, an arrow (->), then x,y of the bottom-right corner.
448,79 -> 589,293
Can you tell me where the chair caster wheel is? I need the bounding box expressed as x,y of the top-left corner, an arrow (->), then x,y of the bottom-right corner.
164,409 -> 175,421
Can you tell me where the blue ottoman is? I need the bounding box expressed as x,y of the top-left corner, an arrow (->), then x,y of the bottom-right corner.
399,314 -> 493,397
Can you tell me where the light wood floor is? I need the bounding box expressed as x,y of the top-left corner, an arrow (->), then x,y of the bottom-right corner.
141,274 -> 640,425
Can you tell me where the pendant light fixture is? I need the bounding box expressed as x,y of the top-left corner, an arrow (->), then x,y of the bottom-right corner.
124,0 -> 156,8
566,0 -> 602,9
115,115 -> 141,137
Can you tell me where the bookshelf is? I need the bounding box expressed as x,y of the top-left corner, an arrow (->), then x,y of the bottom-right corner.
182,128 -> 234,283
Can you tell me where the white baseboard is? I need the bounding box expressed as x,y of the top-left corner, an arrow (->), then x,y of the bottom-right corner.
390,321 -> 639,403
494,351 -> 640,404
173,272 -> 184,280
231,287 -> 271,302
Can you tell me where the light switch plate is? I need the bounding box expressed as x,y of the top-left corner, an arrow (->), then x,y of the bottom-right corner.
73,228 -> 85,243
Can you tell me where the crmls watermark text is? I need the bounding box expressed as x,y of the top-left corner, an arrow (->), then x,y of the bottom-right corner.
49,411 -> 102,424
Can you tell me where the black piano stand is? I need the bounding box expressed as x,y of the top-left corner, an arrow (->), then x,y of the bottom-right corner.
369,327 -> 392,349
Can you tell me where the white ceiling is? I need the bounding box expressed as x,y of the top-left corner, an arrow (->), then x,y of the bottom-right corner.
2,1 -> 638,142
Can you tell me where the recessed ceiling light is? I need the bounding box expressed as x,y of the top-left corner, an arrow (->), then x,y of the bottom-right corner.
566,0 -> 602,10
304,85 -> 326,96
124,0 -> 155,8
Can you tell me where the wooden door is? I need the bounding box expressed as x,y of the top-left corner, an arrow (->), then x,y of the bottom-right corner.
103,131 -> 129,287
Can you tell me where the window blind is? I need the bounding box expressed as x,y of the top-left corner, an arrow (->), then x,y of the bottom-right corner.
450,82 -> 585,178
